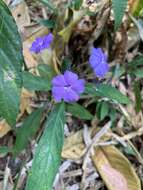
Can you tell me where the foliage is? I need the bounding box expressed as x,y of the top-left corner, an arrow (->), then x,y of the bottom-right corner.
0,0 -> 24,126
112,0 -> 128,30
0,0 -> 142,190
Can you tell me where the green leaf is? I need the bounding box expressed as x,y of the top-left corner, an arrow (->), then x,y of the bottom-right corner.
37,64 -> 55,80
134,69 -> 143,78
85,83 -> 130,104
13,108 -> 44,155
22,71 -> 51,91
109,108 -> 116,122
112,0 -> 127,30
133,81 -> 142,113
84,83 -> 100,97
0,146 -> 11,154
67,103 -> 93,120
39,19 -> 56,29
68,0 -> 83,10
61,57 -> 72,73
26,103 -> 65,190
100,102 -> 109,120
39,0 -> 58,14
128,55 -> 143,67
130,0 -> 143,16
0,0 -> 24,125
96,84 -> 130,104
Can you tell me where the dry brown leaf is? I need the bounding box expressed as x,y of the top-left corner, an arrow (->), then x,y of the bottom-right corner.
0,120 -> 11,138
62,128 -> 141,190
19,88 -> 35,118
92,146 -> 141,190
23,46 -> 38,69
62,130 -> 86,160
12,1 -> 30,31
129,0 -> 140,14
62,125 -> 99,160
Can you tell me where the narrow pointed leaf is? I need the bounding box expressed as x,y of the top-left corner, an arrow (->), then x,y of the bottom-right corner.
13,108 -> 44,155
112,0 -> 128,30
26,103 -> 65,190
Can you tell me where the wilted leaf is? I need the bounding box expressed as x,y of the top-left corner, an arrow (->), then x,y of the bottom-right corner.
92,146 -> 141,190
62,127 -> 97,160
11,1 -> 30,31
62,128 -> 141,190
0,120 -> 11,138
19,88 -> 35,117
62,130 -> 86,160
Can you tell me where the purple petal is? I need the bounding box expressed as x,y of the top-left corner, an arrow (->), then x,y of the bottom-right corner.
42,33 -> 53,49
91,48 -> 102,55
94,63 -> 109,78
72,79 -> 85,94
52,86 -> 65,102
63,88 -> 79,102
89,48 -> 108,68
89,54 -> 101,68
30,33 -> 53,54
52,75 -> 67,86
64,71 -> 78,85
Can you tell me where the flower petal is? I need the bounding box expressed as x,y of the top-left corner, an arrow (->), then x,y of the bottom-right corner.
89,54 -> 101,68
72,79 -> 85,94
52,75 -> 67,86
94,63 -> 109,78
63,88 -> 79,102
64,71 -> 78,85
52,86 -> 65,102
30,33 -> 53,54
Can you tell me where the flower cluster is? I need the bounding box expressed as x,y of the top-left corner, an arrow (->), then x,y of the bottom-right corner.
30,33 -> 53,53
52,71 -> 85,102
89,48 -> 109,78
30,35 -> 109,102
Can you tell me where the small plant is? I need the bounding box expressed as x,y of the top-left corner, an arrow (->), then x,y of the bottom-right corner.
0,0 -> 143,190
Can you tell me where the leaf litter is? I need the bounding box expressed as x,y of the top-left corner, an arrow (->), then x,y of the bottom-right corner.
0,0 -> 143,190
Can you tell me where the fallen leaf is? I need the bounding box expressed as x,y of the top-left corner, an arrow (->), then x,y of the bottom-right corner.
62,127 -> 97,160
62,130 -> 86,160
0,120 -> 11,138
12,1 -> 30,31
92,146 -> 141,190
62,128 -> 141,190
19,88 -> 35,118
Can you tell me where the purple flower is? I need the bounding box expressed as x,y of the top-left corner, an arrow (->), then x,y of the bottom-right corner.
52,71 -> 85,102
30,33 -> 53,53
89,48 -> 109,78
